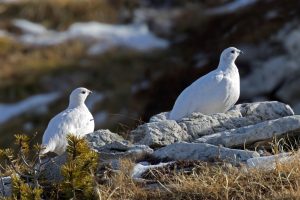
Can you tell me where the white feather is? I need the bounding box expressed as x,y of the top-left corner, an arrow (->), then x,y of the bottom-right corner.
169,47 -> 241,121
42,87 -> 94,155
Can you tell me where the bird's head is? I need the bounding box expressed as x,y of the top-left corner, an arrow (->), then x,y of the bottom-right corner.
220,47 -> 243,65
69,87 -> 92,108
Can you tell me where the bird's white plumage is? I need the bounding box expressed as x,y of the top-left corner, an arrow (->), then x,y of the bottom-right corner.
42,87 -> 94,155
169,47 -> 242,121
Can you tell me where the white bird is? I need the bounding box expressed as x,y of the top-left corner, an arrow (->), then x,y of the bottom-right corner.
169,47 -> 242,121
42,87 -> 94,155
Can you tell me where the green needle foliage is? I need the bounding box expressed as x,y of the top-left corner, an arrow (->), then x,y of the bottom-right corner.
0,134 -> 99,200
11,174 -> 43,200
0,134 -> 44,200
59,135 -> 99,199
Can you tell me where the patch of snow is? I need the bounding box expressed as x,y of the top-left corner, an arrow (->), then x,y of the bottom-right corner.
0,0 -> 21,3
81,23 -> 169,55
13,19 -> 47,35
88,42 -> 116,55
19,32 -> 69,46
0,92 -> 60,124
132,162 -> 173,179
133,8 -> 180,35
131,80 -> 150,94
12,20 -> 169,54
206,0 -> 257,15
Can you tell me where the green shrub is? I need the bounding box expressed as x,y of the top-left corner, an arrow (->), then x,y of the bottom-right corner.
0,134 -> 99,200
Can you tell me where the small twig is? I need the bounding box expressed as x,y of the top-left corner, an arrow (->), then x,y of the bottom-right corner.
19,153 -> 32,169
0,164 -> 6,171
95,186 -> 102,200
18,151 -> 42,187
157,180 -> 173,194
7,159 -> 32,180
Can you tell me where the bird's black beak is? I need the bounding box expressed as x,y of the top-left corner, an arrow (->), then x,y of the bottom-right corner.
89,90 -> 93,95
239,50 -> 244,55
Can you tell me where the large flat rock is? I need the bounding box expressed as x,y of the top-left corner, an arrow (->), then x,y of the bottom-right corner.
153,142 -> 259,163
196,115 -> 300,147
131,102 -> 294,147
85,129 -> 124,149
131,120 -> 189,147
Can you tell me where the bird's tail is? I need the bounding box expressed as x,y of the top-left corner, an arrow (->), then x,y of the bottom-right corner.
40,142 -> 56,155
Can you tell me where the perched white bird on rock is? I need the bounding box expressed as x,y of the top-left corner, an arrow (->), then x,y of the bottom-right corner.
42,87 -> 94,155
169,47 -> 242,121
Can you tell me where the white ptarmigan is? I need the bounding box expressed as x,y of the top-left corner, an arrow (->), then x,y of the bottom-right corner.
169,47 -> 242,121
42,87 -> 94,155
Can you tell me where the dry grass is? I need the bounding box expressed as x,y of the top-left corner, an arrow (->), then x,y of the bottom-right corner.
0,37 -> 86,102
95,158 -> 300,200
3,135 -> 300,200
97,159 -> 154,200
0,0 -> 125,30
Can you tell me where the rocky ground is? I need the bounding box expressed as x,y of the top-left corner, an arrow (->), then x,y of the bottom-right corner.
2,101 -> 300,199
0,0 -> 299,150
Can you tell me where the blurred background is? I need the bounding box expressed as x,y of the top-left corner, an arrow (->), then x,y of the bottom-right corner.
0,0 -> 299,148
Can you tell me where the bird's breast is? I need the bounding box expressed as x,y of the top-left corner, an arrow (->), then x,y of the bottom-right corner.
222,72 -> 240,109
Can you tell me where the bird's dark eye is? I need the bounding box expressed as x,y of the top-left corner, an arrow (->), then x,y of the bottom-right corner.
81,91 -> 86,94
231,50 -> 235,54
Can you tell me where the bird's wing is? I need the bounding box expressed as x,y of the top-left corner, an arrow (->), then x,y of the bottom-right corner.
42,107 -> 94,154
43,108 -> 94,142
170,70 -> 225,120
43,110 -> 71,143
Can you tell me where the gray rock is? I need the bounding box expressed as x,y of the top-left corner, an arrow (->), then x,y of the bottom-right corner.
276,74 -> 300,110
131,120 -> 190,147
241,25 -> 300,108
178,110 -> 242,138
41,131 -> 138,181
196,115 -> 300,147
232,101 -> 294,119
133,102 -> 294,147
0,176 -> 11,197
282,27 -> 300,62
98,141 -> 153,162
85,129 -> 124,149
40,153 -> 67,182
294,103 -> 300,115
149,112 -> 168,122
41,140 -> 153,181
241,56 -> 298,98
153,142 -> 259,163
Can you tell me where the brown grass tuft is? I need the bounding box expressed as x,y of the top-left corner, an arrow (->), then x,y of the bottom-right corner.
96,157 -> 300,200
